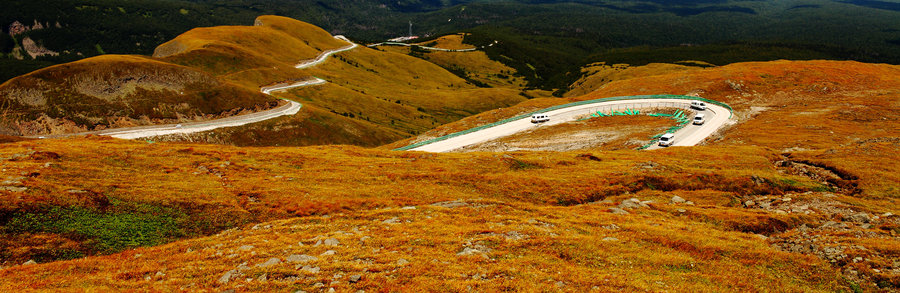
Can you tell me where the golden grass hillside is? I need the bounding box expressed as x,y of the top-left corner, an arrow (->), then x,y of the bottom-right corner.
0,55 -> 277,136
395,60 -> 899,153
0,136 -> 896,290
148,16 -> 528,146
0,16 -> 529,147
376,34 -> 528,89
565,62 -> 701,97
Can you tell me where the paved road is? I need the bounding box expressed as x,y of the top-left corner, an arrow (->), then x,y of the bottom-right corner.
367,42 -> 477,52
296,36 -> 358,69
408,98 -> 731,152
31,36 -> 356,140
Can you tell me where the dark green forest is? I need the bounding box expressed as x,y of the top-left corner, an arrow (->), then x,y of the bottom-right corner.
2,0 -> 900,90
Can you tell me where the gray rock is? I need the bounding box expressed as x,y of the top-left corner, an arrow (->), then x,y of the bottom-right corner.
676,209 -> 687,213
602,224 -> 620,230
0,186 -> 27,192
671,196 -> 686,204
323,238 -> 340,246
618,198 -> 645,209
22,260 -> 36,266
431,200 -> 469,208
849,213 -> 871,223
257,257 -> 281,268
608,208 -> 629,215
457,247 -> 481,256
744,200 -> 755,207
238,245 -> 255,251
504,231 -> 527,241
286,254 -> 318,263
302,266 -> 320,274
218,269 -> 237,284
257,273 -> 268,282
397,258 -> 410,266
602,237 -> 618,241
320,250 -> 336,256
401,206 -> 416,210
349,274 -> 362,283
382,217 -> 400,224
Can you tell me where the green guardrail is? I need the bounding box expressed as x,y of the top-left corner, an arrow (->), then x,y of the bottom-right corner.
394,94 -> 733,151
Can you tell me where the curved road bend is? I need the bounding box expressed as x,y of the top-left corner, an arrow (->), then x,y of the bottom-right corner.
408,99 -> 731,153
30,36 -> 356,140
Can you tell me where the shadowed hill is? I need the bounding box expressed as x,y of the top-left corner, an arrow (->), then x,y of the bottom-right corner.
0,55 -> 278,136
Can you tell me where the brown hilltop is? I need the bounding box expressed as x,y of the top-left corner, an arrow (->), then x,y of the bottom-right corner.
0,55 -> 276,136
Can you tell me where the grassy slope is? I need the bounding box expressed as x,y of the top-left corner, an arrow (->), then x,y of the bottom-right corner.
0,54 -> 277,136
1,137 -> 887,291
0,60 -> 897,290
147,15 -> 527,146
380,34 -> 529,89
395,60 -> 899,153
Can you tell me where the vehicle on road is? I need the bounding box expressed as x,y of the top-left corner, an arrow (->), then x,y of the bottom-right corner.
693,113 -> 706,125
691,101 -> 707,111
658,133 -> 675,147
531,114 -> 550,123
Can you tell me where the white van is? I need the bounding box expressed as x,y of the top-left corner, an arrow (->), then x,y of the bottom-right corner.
531,114 -> 550,123
693,113 -> 706,125
658,133 -> 675,147
690,101 -> 707,111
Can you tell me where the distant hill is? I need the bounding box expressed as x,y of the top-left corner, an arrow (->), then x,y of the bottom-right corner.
3,0 -> 900,91
0,55 -> 277,136
0,16 -> 527,146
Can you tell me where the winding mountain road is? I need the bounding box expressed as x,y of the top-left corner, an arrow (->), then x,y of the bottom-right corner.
32,36 -> 357,140
404,97 -> 732,153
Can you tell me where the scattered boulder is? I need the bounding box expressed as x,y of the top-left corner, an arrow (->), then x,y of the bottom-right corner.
602,237 -> 618,241
349,274 -> 362,283
457,247 -> 482,256
22,260 -> 36,266
301,266 -> 320,274
601,224 -> 620,230
286,254 -> 318,263
382,217 -> 400,224
238,245 -> 254,251
608,208 -> 629,215
431,200 -> 469,208
618,198 -> 647,209
848,212 -> 871,223
401,206 -> 416,210
397,258 -> 410,266
218,269 -> 237,284
671,196 -> 686,204
323,238 -> 340,246
257,257 -> 281,268
320,250 -> 336,256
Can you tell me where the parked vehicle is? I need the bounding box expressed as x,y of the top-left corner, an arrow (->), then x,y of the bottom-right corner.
658,133 -> 675,147
531,114 -> 550,123
690,101 -> 707,111
693,113 -> 706,125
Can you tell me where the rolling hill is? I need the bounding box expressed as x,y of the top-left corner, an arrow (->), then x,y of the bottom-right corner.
0,16 -> 528,146
0,54 -> 277,136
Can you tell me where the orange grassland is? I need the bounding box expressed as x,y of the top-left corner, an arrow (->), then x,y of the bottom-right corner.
3,136 -> 894,291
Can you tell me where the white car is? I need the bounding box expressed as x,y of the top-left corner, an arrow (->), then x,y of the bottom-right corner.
531,114 -> 550,123
658,133 -> 675,147
693,113 -> 706,125
690,101 -> 707,111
